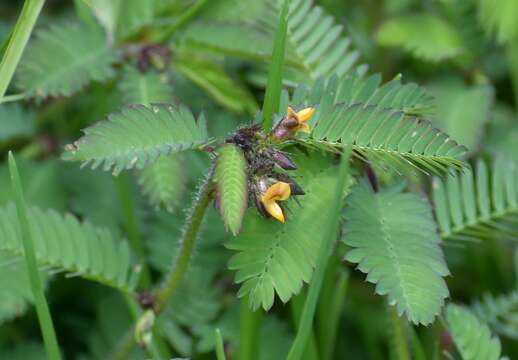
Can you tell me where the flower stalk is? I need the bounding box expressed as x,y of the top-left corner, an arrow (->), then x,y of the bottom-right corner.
154,168 -> 215,310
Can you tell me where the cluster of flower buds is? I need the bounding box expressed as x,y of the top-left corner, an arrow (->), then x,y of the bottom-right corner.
228,106 -> 316,223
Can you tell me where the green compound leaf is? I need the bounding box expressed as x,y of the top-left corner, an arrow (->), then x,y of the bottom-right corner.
376,14 -> 465,62
432,157 -> 518,242
0,204 -> 135,291
62,103 -> 211,175
215,144 -> 248,236
446,304 -> 503,360
16,22 -> 119,98
226,151 -> 348,311
343,182 -> 450,325
291,74 -> 466,175
282,0 -> 363,83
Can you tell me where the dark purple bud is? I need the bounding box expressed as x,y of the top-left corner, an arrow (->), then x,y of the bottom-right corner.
272,151 -> 297,170
271,117 -> 300,140
137,292 -> 155,309
288,180 -> 305,195
272,125 -> 291,140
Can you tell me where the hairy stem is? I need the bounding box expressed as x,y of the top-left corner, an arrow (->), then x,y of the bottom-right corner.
155,169 -> 215,310
0,0 -> 45,98
8,152 -> 61,360
111,169 -> 214,359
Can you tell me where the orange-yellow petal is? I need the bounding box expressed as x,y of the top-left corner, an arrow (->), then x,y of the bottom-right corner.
262,182 -> 291,202
296,107 -> 315,123
263,201 -> 285,222
298,122 -> 311,134
287,106 -> 297,119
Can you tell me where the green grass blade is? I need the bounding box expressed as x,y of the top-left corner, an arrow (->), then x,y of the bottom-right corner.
215,328 -> 227,360
0,0 -> 45,98
239,298 -> 263,360
262,0 -> 291,131
287,148 -> 352,360
8,151 -> 61,360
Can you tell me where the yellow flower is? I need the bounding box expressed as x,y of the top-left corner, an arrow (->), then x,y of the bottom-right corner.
287,106 -> 316,134
260,181 -> 291,223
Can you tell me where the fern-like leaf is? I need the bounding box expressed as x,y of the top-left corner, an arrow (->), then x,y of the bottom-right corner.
343,182 -> 450,325
226,151 -> 348,310
16,22 -> 119,98
215,144 -> 248,236
62,104 -> 211,175
376,14 -> 465,62
290,74 -> 466,174
281,0 -> 363,82
446,304 -> 502,360
432,157 -> 518,241
472,291 -> 518,340
0,204 -> 134,291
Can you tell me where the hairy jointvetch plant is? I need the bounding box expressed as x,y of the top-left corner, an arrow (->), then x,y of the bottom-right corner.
62,72 -> 465,317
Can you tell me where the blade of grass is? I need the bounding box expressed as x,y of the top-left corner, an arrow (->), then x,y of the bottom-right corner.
239,298 -> 263,360
317,263 -> 349,360
8,151 -> 61,360
0,0 -> 45,98
262,0 -> 291,131
290,292 -> 320,360
287,148 -> 352,360
215,328 -> 227,360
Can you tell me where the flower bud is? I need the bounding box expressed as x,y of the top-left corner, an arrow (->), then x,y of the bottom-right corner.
271,151 -> 297,170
